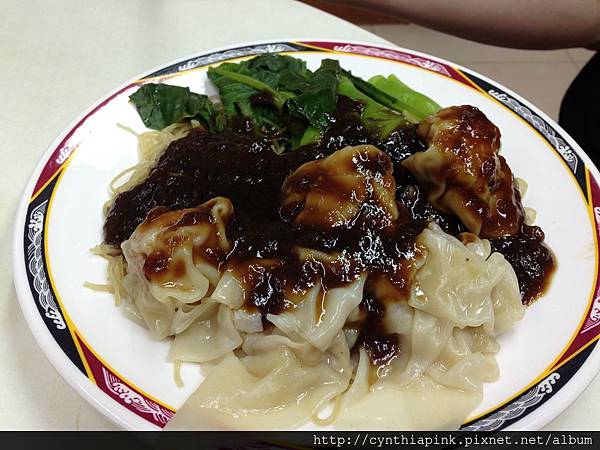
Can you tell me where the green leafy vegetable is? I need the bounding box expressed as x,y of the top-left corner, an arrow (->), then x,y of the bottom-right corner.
369,74 -> 441,120
245,54 -> 311,92
206,63 -> 283,131
129,54 -> 443,154
207,63 -> 260,118
245,53 -> 308,76
342,69 -> 431,122
297,126 -> 321,147
208,65 -> 293,110
287,62 -> 339,131
129,83 -> 218,131
338,77 -> 408,138
208,55 -> 340,146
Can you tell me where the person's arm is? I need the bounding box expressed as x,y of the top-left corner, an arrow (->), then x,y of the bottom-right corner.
325,0 -> 600,49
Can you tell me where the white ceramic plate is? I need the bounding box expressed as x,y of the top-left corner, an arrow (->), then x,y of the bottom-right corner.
12,40 -> 600,431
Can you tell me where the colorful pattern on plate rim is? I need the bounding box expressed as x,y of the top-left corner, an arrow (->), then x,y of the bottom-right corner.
21,41 -> 600,430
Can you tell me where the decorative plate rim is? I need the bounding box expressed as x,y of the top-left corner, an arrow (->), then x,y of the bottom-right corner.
12,38 -> 600,431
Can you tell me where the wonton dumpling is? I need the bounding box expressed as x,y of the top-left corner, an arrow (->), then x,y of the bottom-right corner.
165,338 -> 352,430
411,224 -> 524,334
402,309 -> 454,380
335,349 -> 483,430
402,106 -> 524,238
411,224 -> 495,330
242,332 -> 321,366
383,304 -> 500,388
427,327 -> 500,392
281,145 -> 399,228
336,305 -> 501,430
267,274 -> 367,351
167,304 -> 242,363
170,301 -> 219,335
210,271 -> 245,309
121,197 -> 234,338
487,252 -> 525,333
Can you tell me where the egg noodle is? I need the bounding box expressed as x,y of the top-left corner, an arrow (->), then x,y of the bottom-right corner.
86,122 -> 199,322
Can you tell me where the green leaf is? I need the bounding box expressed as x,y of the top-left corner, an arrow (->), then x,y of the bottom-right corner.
342,69 -> 428,122
208,65 -> 293,110
318,58 -> 342,76
129,83 -> 217,131
369,74 -> 441,120
297,126 -> 321,147
207,64 -> 285,132
244,54 -> 309,84
243,54 -> 312,95
287,62 -> 339,130
207,64 -> 258,118
338,76 -> 408,138
277,70 -> 311,93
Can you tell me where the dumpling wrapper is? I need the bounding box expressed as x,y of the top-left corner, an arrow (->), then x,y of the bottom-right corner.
411,224 -> 524,334
165,344 -> 351,430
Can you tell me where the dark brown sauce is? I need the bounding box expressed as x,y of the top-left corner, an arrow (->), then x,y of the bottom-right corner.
490,224 -> 555,304
227,200 -> 424,318
104,96 -> 554,365
396,175 -> 466,236
143,250 -> 170,280
355,293 -> 400,366
143,246 -> 188,283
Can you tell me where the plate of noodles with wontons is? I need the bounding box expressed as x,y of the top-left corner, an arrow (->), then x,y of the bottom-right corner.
13,40 -> 600,431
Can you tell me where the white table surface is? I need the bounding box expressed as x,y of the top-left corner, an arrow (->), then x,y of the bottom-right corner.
1,0 -> 598,431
